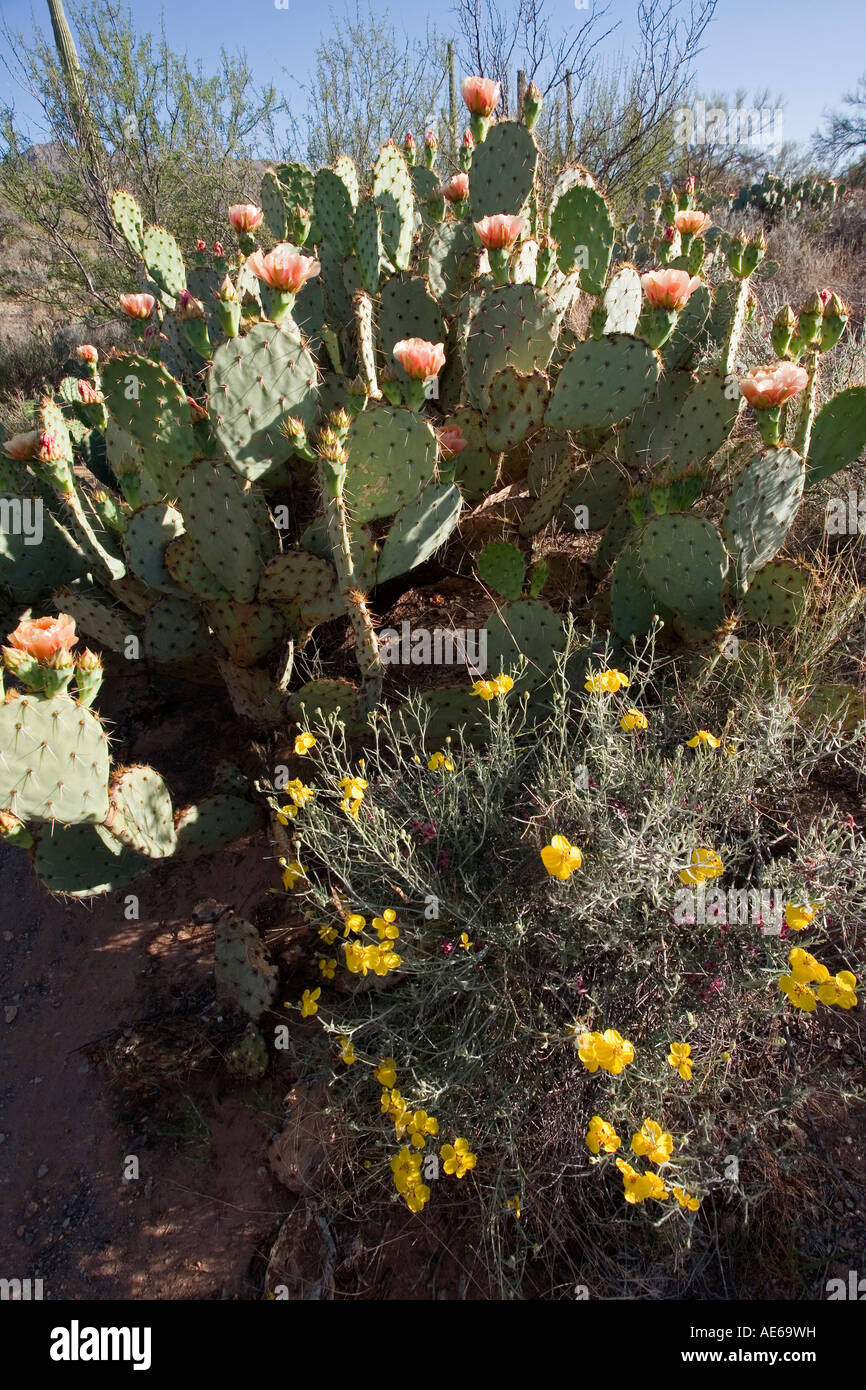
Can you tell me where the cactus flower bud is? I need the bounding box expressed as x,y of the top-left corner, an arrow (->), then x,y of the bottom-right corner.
741,231 -> 766,277
459,128 -> 474,171
41,644 -> 77,696
77,378 -> 103,405
176,289 -> 205,320
771,305 -> 798,359
442,172 -> 470,205
186,395 -> 209,423
74,648 -> 104,707
292,204 -> 312,246
228,203 -> 264,234
0,809 -> 34,849
820,292 -> 848,352
75,344 -> 98,364
213,241 -> 224,256
119,292 -> 155,319
196,238 -> 207,252
424,130 -> 437,149
726,231 -> 747,277
403,131 -> 416,165
536,234 -> 557,288
38,430 -> 64,463
216,273 -> 239,303
329,407 -> 352,436
461,76 -> 500,117
523,81 -> 542,130
283,416 -> 306,440
684,175 -> 696,194
798,291 -> 824,348
663,225 -> 676,242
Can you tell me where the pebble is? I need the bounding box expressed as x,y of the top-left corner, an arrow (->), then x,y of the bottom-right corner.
37,1163 -> 48,1178
4,1006 -> 18,1023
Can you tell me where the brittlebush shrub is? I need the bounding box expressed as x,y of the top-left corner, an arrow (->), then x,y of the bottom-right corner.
269,633 -> 865,1297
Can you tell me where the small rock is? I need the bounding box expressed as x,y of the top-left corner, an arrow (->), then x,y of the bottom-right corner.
4,1006 -> 18,1024
37,1163 -> 48,1178
3,931 -> 12,942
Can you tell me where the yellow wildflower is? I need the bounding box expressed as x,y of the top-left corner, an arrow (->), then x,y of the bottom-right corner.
343,913 -> 366,936
631,1119 -> 674,1165
318,957 -> 336,979
506,1196 -> 521,1219
779,974 -> 818,1012
599,1028 -> 634,1075
294,731 -> 316,755
620,708 -> 648,731
540,833 -> 583,880
459,932 -> 473,950
280,857 -> 305,890
408,1110 -> 439,1148
672,1185 -> 700,1211
318,923 -> 338,945
339,1036 -> 355,1065
375,1057 -> 397,1088
686,730 -> 721,748
427,751 -> 454,772
667,1041 -> 693,1081
586,1115 -> 621,1155
788,947 -> 830,986
679,846 -> 724,886
585,668 -> 630,694
817,970 -> 858,1010
785,902 -> 820,932
441,1138 -> 477,1178
300,987 -> 320,1018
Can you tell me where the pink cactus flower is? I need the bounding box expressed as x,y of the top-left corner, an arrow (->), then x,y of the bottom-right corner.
461,75 -> 500,117
118,292 -> 155,319
474,214 -> 524,250
228,203 -> 264,233
75,344 -> 98,364
739,362 -> 809,409
437,425 -> 468,458
462,129 -> 475,149
78,379 -> 103,405
2,431 -> 39,461
6,614 -> 78,663
684,175 -> 696,193
442,172 -> 470,203
641,269 -> 702,311
196,238 -> 207,252
213,241 -> 224,256
175,289 -> 205,320
247,245 -> 321,293
674,209 -> 711,237
393,338 -> 446,380
817,289 -> 833,309
662,224 -> 676,242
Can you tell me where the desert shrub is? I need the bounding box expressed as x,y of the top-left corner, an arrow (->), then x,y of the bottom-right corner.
267,632 -> 865,1297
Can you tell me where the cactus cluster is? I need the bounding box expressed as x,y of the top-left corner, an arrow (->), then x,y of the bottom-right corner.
732,172 -> 841,219
2,75 -> 865,796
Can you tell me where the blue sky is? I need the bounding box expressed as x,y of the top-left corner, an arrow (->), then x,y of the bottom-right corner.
2,0 -> 863,152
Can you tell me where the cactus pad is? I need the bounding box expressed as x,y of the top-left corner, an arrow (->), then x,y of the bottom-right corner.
477,541 -> 525,600
175,793 -> 262,860
204,597 -> 285,666
258,551 -> 342,627
209,323 -> 318,483
485,368 -> 549,451
547,334 -> 660,432
464,284 -> 559,412
215,911 -> 278,1019
142,224 -> 187,302
101,354 -> 196,488
723,447 -> 804,591
601,267 -> 642,334
377,482 -> 462,584
469,119 -> 538,219
742,559 -> 811,629
378,275 -> 444,363
372,143 -> 414,271
143,596 -> 214,663
805,387 -> 866,485
550,184 -> 614,294
484,597 -> 565,692
670,371 -> 742,471
343,404 -> 437,523
104,764 -> 177,858
0,694 -> 110,824
124,503 -> 187,595
33,822 -> 147,897
110,189 -> 144,256
639,514 -> 729,630
175,460 -> 265,602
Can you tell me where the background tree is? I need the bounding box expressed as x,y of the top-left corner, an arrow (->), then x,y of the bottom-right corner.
286,2 -> 448,172
813,74 -> 866,185
0,0 -> 288,311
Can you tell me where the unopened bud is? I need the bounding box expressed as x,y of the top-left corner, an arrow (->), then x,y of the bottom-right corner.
523,82 -> 542,130
771,304 -> 798,359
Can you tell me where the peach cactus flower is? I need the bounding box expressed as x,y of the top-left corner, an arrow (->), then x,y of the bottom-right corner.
739,362 -> 809,409
228,203 -> 264,233
118,292 -> 155,319
2,431 -> 40,461
6,614 -> 78,663
461,76 -> 500,117
38,430 -> 64,462
393,338 -> 446,380
75,344 -> 98,363
437,425 -> 468,458
474,214 -> 524,250
442,172 -> 470,203
247,245 -> 320,293
674,209 -> 711,237
641,269 -> 702,311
